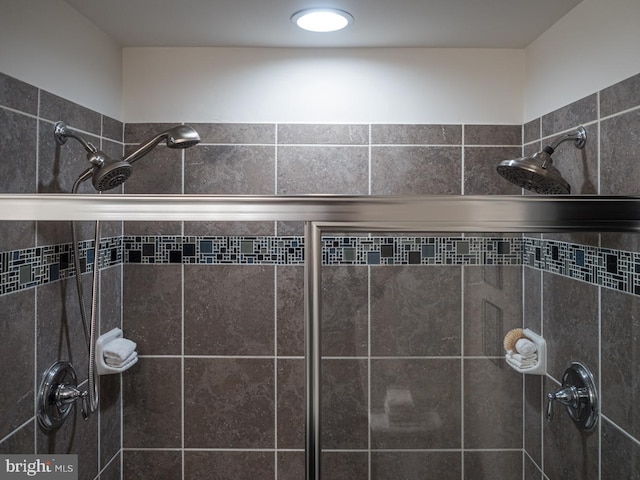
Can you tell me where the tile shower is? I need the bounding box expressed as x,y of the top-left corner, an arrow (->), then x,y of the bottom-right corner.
0,70 -> 639,480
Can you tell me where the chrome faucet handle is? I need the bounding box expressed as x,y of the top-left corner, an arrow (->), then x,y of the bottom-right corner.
546,385 -> 579,421
546,362 -> 598,431
80,390 -> 89,420
55,383 -> 90,420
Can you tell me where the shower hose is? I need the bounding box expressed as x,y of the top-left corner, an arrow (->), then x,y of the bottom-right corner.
71,218 -> 100,415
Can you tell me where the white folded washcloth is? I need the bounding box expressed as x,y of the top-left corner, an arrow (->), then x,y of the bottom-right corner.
515,338 -> 537,356
505,355 -> 535,370
106,351 -> 138,369
507,350 -> 537,362
505,351 -> 537,369
103,337 -> 137,364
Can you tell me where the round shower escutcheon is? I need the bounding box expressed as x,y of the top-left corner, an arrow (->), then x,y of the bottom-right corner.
38,361 -> 81,430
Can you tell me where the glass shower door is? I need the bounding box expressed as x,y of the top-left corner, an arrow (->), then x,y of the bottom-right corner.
316,232 -> 526,479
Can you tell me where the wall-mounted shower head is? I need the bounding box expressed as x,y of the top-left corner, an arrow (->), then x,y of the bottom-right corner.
496,126 -> 587,195
56,122 -> 133,193
123,124 -> 201,164
90,157 -> 133,192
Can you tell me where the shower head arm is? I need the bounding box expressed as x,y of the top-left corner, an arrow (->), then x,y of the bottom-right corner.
546,126 -> 587,153
122,133 -> 167,164
71,167 -> 95,194
54,122 -> 98,154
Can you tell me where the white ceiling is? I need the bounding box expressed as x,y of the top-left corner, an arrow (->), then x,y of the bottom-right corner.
64,0 -> 583,49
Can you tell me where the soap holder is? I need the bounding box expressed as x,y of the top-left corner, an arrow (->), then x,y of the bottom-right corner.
505,328 -> 546,375
95,328 -> 138,375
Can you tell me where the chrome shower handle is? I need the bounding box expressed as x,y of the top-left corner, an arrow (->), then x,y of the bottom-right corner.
55,384 -> 89,420
545,362 -> 598,431
546,385 -> 587,420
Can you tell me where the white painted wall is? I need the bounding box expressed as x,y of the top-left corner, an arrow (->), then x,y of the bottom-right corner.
123,47 -> 524,124
524,0 -> 640,122
0,0 -> 123,120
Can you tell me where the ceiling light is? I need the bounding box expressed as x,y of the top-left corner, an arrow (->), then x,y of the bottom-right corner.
291,8 -> 354,33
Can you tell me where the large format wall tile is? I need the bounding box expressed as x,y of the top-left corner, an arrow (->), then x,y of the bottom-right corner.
601,418 -> 640,479
541,94 -> 597,138
524,376 -> 542,467
0,422 -> 34,454
465,125 -> 521,146
185,145 -> 275,194
322,266 -> 368,356
278,146 -> 368,194
277,359 -> 304,449
39,90 -> 101,136
184,265 -> 274,356
124,144 -> 183,194
0,290 -> 34,439
463,265 -> 522,356
278,124 -> 368,145
371,359 -> 461,449
185,451 -> 275,480
36,276 -> 90,382
371,124 -> 461,145
193,122 -> 275,144
123,450 -> 182,480
277,266 -> 304,357
184,358 -> 274,448
464,359 -> 522,449
371,146 -> 461,195
601,288 -> 640,439
123,357 -> 182,448
0,109 -> 36,193
37,405 -> 99,480
371,266 -> 461,356
372,452 -> 461,480
600,72 -> 640,118
542,272 -> 599,382
464,450 -> 522,480
0,72 -> 38,115
123,264 -> 182,356
322,359 -> 368,449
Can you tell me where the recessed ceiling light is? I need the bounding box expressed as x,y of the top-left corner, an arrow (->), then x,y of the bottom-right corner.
291,8 -> 354,33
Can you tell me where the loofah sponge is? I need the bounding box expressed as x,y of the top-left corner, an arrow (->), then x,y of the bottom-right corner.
503,328 -> 526,352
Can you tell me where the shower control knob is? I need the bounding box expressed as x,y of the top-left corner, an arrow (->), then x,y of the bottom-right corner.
545,362 -> 598,431
80,391 -> 89,420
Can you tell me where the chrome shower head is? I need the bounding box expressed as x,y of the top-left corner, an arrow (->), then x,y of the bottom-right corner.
123,124 -> 201,164
497,151 -> 571,195
497,126 -> 586,195
90,156 -> 133,192
56,122 -> 133,193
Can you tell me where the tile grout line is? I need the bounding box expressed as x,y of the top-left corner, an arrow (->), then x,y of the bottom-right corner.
367,264 -> 372,480
274,265 -> 278,480
460,264 -> 465,479
181,262 -> 185,480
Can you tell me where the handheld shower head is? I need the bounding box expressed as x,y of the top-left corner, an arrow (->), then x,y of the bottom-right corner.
123,124 -> 201,164
56,122 -> 133,193
497,127 -> 587,195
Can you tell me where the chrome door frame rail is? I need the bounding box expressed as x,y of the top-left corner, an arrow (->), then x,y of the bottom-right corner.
3,194 -> 640,480
1,194 -> 640,231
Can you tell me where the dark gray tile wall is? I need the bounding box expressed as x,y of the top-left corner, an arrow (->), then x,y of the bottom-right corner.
0,72 -> 123,480
119,120 -> 525,479
523,72 -> 640,480
3,68 -> 640,480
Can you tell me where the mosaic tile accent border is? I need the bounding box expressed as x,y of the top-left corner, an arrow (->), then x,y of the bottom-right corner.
123,236 -> 305,265
0,237 -> 122,296
122,235 -> 522,266
523,238 -> 640,296
2,235 -> 640,298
